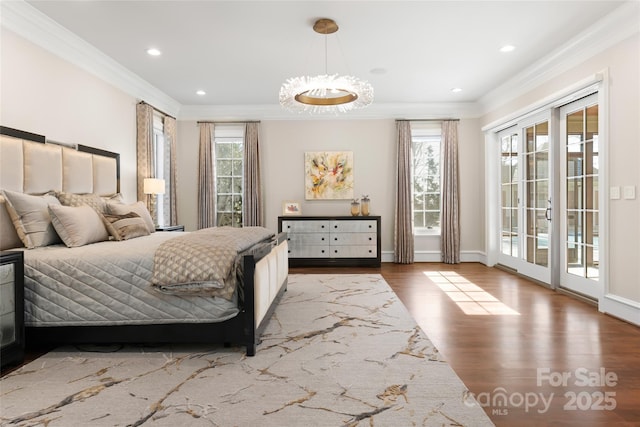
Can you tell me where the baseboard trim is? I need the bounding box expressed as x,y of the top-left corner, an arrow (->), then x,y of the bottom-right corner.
599,294 -> 640,326
381,250 -> 488,264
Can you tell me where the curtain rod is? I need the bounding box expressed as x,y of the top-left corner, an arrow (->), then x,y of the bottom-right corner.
137,101 -> 176,120
197,120 -> 261,124
395,118 -> 459,122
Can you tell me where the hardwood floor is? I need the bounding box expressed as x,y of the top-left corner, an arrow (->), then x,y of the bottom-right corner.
290,263 -> 640,427
2,263 -> 638,426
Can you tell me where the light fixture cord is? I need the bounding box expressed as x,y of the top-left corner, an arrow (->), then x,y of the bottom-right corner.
324,27 -> 328,75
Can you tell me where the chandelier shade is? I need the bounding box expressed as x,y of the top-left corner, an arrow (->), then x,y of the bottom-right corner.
279,19 -> 374,114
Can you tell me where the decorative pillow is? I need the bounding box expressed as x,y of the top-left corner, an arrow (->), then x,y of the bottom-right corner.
107,201 -> 155,233
1,189 -> 62,249
48,204 -> 109,248
55,192 -> 107,213
101,193 -> 124,204
100,212 -> 150,241
0,195 -> 24,250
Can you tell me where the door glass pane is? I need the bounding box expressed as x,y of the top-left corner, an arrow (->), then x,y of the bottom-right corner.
567,110 -> 584,143
527,236 -> 535,263
587,245 -> 599,279
500,132 -> 519,257
535,152 -> 549,179
586,105 -> 598,140
535,122 -> 549,151
565,103 -> 599,281
526,126 -> 534,152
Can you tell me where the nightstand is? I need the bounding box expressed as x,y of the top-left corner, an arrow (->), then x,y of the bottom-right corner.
0,251 -> 24,368
155,225 -> 185,232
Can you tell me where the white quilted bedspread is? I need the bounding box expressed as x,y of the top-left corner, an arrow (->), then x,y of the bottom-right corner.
20,233 -> 239,327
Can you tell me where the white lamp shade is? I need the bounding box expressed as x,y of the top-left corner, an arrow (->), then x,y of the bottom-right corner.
143,178 -> 165,195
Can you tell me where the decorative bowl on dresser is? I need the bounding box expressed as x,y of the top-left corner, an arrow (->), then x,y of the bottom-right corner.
278,215 -> 381,267
1,251 -> 25,368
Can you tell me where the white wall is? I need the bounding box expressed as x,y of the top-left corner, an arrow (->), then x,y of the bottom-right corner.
177,119 -> 486,260
0,29 -> 138,202
480,34 -> 640,322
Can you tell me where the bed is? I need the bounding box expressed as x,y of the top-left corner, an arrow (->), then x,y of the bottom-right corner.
0,126 -> 288,356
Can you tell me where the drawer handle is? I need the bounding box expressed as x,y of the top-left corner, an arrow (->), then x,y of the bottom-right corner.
287,225 -> 291,229
369,250 -> 372,253
321,225 -> 325,228
368,225 -> 372,228
287,237 -> 291,241
368,237 -> 372,241
321,237 -> 325,241
321,250 -> 325,253
334,225 -> 338,228
334,237 -> 338,241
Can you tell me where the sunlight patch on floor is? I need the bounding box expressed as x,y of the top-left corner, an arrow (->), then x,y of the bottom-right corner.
424,271 -> 520,316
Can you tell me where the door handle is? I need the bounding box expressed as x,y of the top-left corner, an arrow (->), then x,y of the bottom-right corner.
545,199 -> 552,221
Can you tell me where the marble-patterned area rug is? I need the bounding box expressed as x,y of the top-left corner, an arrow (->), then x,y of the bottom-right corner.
1,274 -> 493,427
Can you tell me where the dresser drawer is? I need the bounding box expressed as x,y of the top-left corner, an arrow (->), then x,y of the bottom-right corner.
281,220 -> 330,233
329,246 -> 378,258
288,245 -> 330,258
329,232 -> 377,246
287,233 -> 330,246
330,220 -> 377,233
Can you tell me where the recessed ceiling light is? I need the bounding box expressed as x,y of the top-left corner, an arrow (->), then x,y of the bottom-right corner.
499,45 -> 515,53
146,48 -> 161,56
196,90 -> 206,96
370,67 -> 387,75
451,87 -> 462,93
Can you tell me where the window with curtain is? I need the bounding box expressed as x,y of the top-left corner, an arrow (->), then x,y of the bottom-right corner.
411,123 -> 442,234
152,114 -> 172,226
214,125 -> 245,227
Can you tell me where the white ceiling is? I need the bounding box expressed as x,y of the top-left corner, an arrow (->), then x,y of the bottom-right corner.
15,1 -> 636,117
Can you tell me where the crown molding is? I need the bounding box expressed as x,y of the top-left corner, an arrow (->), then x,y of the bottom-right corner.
478,1 -> 640,115
177,102 -> 482,121
0,0 -> 181,117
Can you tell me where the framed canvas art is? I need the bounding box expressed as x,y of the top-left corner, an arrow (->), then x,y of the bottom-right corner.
304,151 -> 354,200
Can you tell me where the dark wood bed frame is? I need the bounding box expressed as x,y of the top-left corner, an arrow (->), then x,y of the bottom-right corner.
1,126 -> 287,357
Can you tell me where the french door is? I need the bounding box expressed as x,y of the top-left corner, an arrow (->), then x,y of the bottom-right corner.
495,93 -> 602,299
559,94 -> 602,299
498,114 -> 553,284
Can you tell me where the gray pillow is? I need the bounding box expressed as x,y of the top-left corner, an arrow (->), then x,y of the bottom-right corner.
48,204 -> 109,247
2,189 -> 61,249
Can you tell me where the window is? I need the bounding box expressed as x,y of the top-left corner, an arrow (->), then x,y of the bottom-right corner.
411,124 -> 441,233
214,125 -> 244,227
152,114 -> 171,226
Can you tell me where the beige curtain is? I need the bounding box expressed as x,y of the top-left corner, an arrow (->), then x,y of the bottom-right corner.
441,120 -> 460,264
136,102 -> 154,211
164,116 -> 178,225
197,123 -> 216,229
394,120 -> 414,264
243,122 -> 263,226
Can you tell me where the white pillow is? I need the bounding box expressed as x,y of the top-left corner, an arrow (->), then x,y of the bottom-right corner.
2,189 -> 61,249
107,201 -> 155,233
48,204 -> 109,247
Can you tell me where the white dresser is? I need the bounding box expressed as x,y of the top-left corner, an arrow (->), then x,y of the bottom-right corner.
278,216 -> 381,267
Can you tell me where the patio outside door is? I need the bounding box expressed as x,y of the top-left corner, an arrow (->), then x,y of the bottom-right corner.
559,94 -> 602,299
497,115 -> 552,284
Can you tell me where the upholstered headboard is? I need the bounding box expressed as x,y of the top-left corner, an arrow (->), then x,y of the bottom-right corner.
0,126 -> 120,250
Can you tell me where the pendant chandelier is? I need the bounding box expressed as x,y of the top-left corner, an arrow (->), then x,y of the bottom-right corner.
279,18 -> 374,114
